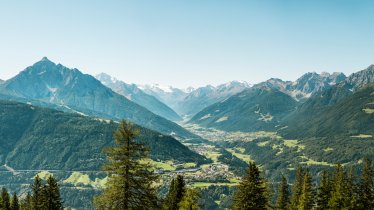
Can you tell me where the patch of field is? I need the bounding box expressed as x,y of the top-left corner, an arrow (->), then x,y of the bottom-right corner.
229,178 -> 241,183
140,159 -> 176,171
283,140 -> 305,151
299,156 -> 335,166
64,172 -> 107,188
227,149 -> 253,163
216,116 -> 228,123
323,147 -> 334,152
181,162 -> 197,168
35,171 -> 53,180
257,141 -> 270,147
350,134 -> 372,138
204,151 -> 222,162
362,108 -> 374,114
192,182 -> 238,188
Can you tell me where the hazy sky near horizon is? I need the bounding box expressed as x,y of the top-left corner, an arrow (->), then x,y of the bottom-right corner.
0,0 -> 374,88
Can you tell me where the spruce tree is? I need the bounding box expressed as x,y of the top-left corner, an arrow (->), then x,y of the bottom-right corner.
344,165 -> 357,209
94,121 -> 159,209
298,171 -> 315,210
1,188 -> 10,210
31,175 -> 44,210
10,192 -> 19,210
276,175 -> 290,210
163,175 -> 186,210
178,188 -> 200,210
232,162 -> 268,210
357,158 -> 374,209
20,192 -> 32,210
328,164 -> 346,209
291,167 -> 304,210
316,171 -> 331,210
44,176 -> 63,210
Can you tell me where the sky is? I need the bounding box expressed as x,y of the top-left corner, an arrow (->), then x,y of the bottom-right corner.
0,0 -> 374,88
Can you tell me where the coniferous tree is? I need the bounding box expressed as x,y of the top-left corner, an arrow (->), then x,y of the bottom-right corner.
1,188 -> 11,210
276,175 -> 290,210
291,167 -> 304,210
232,162 -> 268,210
357,158 -> 374,209
20,192 -> 32,210
329,164 -> 347,209
31,175 -> 44,210
43,176 -> 63,210
344,166 -> 357,209
316,171 -> 331,210
94,121 -> 159,209
298,171 -> 315,210
10,192 -> 19,210
178,188 -> 200,210
163,175 -> 186,210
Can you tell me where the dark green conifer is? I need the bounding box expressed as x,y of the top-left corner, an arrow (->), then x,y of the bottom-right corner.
44,176 -> 63,210
298,171 -> 315,210
232,162 -> 268,210
178,188 -> 200,210
93,121 -> 159,209
20,192 -> 32,210
31,175 -> 44,210
357,158 -> 374,209
163,175 -> 186,210
291,167 -> 304,209
276,175 -> 290,210
328,164 -> 346,209
10,192 -> 19,210
316,171 -> 331,210
1,188 -> 11,210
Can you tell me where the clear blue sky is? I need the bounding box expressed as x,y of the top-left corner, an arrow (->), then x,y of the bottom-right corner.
0,0 -> 373,88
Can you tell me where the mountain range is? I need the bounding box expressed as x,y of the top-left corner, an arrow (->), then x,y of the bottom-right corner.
0,58 -> 195,139
140,81 -> 251,117
95,73 -> 181,122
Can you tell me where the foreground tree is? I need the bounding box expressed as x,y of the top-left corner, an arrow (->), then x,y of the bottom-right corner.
94,121 -> 159,209
178,188 -> 200,210
43,176 -> 63,209
316,171 -> 331,210
31,175 -> 44,210
357,158 -> 374,209
291,167 -> 304,210
10,192 -> 19,210
163,175 -> 186,210
276,175 -> 290,210
1,188 -> 10,210
298,171 -> 315,210
232,162 -> 268,210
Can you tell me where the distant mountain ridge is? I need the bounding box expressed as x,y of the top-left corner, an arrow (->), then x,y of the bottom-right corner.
140,81 -> 251,117
0,57 -> 196,139
96,73 -> 181,121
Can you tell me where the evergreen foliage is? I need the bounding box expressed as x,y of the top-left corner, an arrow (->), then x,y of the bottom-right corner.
10,192 -> 19,210
276,175 -> 290,210
232,162 -> 268,210
94,121 -> 160,209
1,188 -> 11,210
291,167 -> 304,209
163,175 -> 186,210
316,171 -> 331,210
178,188 -> 200,210
298,171 -> 315,210
357,158 -> 374,209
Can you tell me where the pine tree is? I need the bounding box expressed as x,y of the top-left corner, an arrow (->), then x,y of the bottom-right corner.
232,162 -> 268,210
31,175 -> 44,210
163,175 -> 186,210
178,188 -> 200,210
10,192 -> 19,210
291,167 -> 304,210
1,188 -> 11,210
328,164 -> 346,209
344,165 -> 357,209
316,171 -> 331,210
20,192 -> 32,210
357,158 -> 374,209
93,121 -> 159,209
43,176 -> 63,209
276,175 -> 290,210
298,171 -> 315,210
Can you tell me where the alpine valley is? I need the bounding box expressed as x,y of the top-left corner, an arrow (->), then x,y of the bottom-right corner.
1,58 -> 374,209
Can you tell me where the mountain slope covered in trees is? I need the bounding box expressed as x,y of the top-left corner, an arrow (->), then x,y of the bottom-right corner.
0,100 -> 208,170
